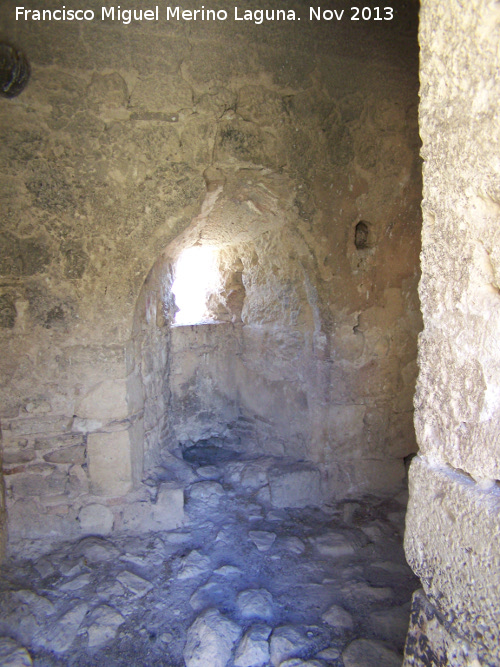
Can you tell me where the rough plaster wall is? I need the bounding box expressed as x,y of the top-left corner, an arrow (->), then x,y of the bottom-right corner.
404,0 -> 500,664
0,0 -> 422,542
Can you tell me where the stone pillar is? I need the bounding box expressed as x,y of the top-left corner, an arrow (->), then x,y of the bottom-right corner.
404,0 -> 500,664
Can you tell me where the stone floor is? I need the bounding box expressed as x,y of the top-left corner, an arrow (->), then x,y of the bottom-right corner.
0,457 -> 419,667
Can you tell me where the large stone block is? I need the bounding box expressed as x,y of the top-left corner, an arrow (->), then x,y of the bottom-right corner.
119,483 -> 184,533
151,482 -> 185,530
75,379 -> 129,422
405,457 -> 500,660
415,0 -> 500,482
269,467 -> 322,508
87,426 -> 142,497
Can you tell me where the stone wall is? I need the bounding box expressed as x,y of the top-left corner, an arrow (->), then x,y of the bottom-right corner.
404,0 -> 500,664
0,0 -> 422,545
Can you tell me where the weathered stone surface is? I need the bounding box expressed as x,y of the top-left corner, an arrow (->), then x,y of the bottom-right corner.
269,626 -> 313,667
116,570 -> 153,597
60,573 -> 91,592
75,379 -> 129,422
77,536 -> 120,563
415,0 -> 500,482
405,457 -> 500,659
321,604 -> 353,633
184,608 -> 241,667
0,589 -> 55,646
316,647 -> 341,661
151,482 -> 185,529
190,581 -> 223,611
249,531 -> 276,552
269,468 -> 322,509
0,295 -> 16,329
210,566 -> 239,580
177,550 -> 212,580
236,588 -> 274,622
406,1 -> 500,663
0,483 -> 420,666
342,638 -> 401,667
43,445 -> 86,464
87,605 -> 125,648
280,661 -> 324,667
234,625 -> 271,667
341,581 -> 393,605
87,430 -> 135,497
2,449 -> 36,465
7,468 -> 67,498
0,637 -> 32,667
189,481 -> 225,504
403,589 -> 487,667
311,532 -> 357,558
43,603 -> 88,653
78,504 -> 114,535
281,537 -> 306,555
369,603 -> 410,650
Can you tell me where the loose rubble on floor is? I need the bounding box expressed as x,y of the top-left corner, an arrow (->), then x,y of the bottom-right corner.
0,453 -> 418,666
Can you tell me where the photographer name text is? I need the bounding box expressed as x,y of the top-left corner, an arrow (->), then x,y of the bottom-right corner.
15,5 -> 395,24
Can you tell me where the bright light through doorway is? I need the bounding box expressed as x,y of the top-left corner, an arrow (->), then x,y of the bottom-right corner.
172,246 -> 221,325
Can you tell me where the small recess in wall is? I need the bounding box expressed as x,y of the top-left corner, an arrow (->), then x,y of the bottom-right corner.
354,221 -> 370,250
0,44 -> 30,98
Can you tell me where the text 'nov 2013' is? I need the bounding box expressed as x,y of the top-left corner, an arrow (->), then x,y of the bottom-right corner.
15,6 -> 395,25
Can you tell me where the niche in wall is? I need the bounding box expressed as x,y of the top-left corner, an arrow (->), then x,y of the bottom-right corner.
129,155 -> 422,502
131,170 -> 318,480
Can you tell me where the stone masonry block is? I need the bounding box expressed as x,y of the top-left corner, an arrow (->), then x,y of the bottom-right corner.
87,430 -> 135,497
151,482 -> 185,530
269,467 -> 322,508
405,456 -> 500,661
78,503 -> 114,535
75,379 -> 129,422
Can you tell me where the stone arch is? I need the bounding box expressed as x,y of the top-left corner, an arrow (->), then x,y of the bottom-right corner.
128,167 -> 321,482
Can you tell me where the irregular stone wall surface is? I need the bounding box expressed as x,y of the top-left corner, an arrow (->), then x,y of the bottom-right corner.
0,0 -> 422,543
405,0 -> 500,663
